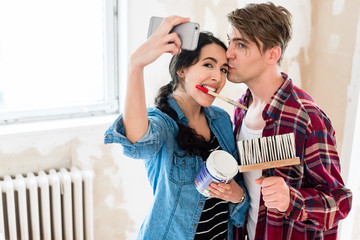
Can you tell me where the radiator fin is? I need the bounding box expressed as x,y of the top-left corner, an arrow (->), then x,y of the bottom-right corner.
0,167 -> 94,240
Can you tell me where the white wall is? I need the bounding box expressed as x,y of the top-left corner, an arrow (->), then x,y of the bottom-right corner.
0,0 -> 359,239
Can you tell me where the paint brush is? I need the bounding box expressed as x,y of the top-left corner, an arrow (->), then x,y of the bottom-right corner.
196,85 -> 248,111
237,133 -> 300,173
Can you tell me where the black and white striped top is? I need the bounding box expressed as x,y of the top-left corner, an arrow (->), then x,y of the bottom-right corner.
195,133 -> 228,240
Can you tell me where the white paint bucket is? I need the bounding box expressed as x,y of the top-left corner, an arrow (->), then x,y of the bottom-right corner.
194,150 -> 238,197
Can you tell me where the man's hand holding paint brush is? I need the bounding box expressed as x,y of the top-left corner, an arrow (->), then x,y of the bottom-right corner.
196,85 -> 248,111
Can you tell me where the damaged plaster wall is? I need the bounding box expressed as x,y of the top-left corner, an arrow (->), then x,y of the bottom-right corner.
1,0 -> 359,239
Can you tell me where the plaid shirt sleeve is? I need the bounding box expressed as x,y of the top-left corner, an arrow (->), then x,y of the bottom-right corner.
268,78 -> 352,235
285,122 -> 352,231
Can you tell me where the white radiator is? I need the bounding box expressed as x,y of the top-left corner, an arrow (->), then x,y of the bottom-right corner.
0,167 -> 94,240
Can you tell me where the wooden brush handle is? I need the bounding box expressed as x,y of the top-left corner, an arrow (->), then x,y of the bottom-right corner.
238,157 -> 300,173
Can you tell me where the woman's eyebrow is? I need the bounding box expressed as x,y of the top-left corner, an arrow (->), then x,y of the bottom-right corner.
202,57 -> 229,68
202,57 -> 218,62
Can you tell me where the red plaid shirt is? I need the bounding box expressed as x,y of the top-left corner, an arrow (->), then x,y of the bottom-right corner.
234,73 -> 352,240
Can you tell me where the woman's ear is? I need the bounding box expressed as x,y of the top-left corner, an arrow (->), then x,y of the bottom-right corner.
176,68 -> 186,78
268,46 -> 281,65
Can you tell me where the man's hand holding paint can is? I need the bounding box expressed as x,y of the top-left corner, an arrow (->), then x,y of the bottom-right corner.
194,150 -> 238,198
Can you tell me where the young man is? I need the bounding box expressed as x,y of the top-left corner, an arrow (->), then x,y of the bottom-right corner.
226,2 -> 352,240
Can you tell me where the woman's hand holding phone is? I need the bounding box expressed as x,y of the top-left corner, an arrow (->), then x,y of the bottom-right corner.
131,16 -> 190,69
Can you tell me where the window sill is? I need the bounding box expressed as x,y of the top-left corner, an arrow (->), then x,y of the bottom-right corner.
0,114 -> 118,136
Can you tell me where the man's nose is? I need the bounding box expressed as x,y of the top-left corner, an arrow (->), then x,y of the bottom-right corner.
226,45 -> 235,59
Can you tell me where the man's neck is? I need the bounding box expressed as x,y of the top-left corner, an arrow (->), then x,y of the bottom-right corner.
247,70 -> 284,106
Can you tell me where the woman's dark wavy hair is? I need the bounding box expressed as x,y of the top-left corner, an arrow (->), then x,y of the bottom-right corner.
154,32 -> 227,156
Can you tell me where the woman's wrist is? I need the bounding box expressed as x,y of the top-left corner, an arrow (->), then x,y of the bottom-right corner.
232,189 -> 245,203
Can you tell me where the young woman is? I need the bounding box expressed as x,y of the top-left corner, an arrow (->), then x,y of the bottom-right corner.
104,16 -> 249,240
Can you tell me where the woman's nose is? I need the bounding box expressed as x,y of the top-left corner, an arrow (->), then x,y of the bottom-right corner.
211,70 -> 223,82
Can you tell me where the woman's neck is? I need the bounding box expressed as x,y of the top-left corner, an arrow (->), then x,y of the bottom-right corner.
173,89 -> 210,140
173,89 -> 202,121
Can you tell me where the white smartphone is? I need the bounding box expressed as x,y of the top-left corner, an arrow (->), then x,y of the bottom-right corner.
147,16 -> 200,51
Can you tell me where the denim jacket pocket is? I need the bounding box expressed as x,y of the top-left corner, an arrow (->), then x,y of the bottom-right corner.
169,152 -> 198,185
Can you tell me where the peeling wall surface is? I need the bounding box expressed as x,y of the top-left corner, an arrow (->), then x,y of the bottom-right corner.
1,0 -> 359,239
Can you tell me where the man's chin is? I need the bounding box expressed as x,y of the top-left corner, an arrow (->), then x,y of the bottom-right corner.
227,73 -> 239,83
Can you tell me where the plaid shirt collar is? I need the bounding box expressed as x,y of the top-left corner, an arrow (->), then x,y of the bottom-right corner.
242,72 -> 294,121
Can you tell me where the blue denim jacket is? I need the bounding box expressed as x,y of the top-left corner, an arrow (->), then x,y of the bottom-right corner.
104,96 -> 249,240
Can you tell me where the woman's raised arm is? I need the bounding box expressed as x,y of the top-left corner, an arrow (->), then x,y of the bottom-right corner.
123,16 -> 189,143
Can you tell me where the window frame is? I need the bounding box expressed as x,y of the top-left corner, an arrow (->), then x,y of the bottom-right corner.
0,0 -> 120,124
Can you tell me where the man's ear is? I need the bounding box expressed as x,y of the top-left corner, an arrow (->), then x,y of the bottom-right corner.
268,46 -> 281,65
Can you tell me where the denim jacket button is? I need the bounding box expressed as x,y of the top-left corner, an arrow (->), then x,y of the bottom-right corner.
104,135 -> 108,140
182,160 -> 186,165
199,202 -> 203,206
192,224 -> 196,227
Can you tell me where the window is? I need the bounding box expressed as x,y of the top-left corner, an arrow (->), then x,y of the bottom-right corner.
0,0 -> 119,124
